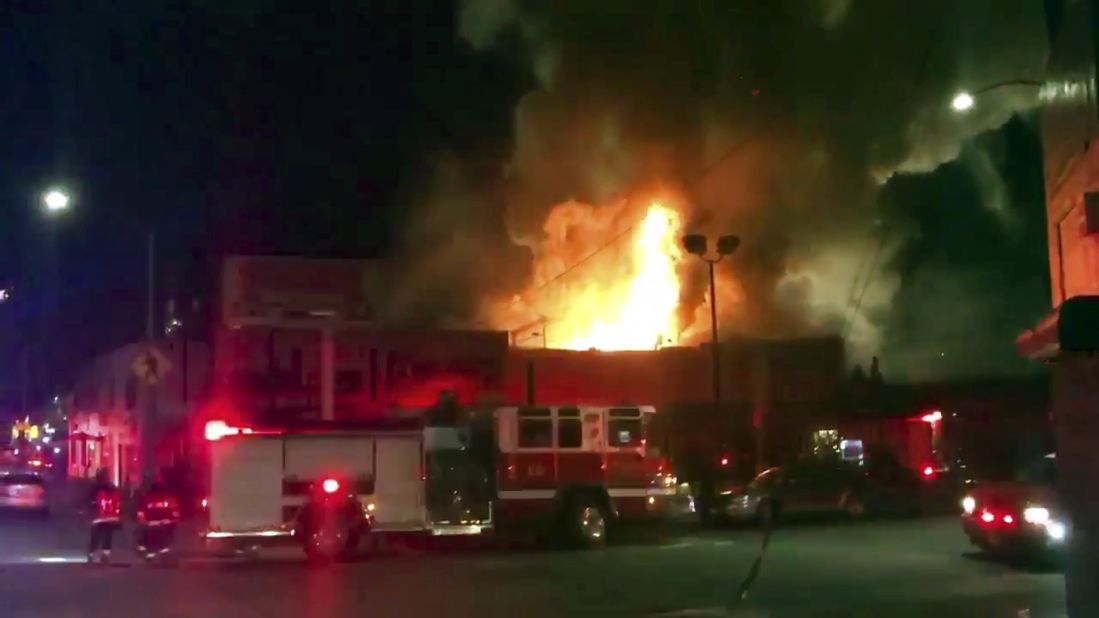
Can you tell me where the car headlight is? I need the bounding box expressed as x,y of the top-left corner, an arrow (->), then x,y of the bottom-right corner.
961,495 -> 975,515
1045,520 -> 1067,542
1023,506 -> 1050,525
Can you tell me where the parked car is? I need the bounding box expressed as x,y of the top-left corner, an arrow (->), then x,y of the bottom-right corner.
718,455 -> 923,524
0,472 -> 48,513
961,453 -> 1067,559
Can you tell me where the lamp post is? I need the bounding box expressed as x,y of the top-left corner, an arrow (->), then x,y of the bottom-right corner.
950,79 -> 1045,112
36,186 -> 160,481
681,234 -> 741,404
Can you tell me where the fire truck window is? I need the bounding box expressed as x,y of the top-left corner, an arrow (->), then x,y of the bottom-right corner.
608,418 -> 642,448
518,418 -> 553,448
610,407 -> 640,417
557,417 -> 582,448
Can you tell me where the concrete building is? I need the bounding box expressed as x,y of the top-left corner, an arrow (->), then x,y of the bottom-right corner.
1017,0 -> 1099,358
68,340 -> 209,487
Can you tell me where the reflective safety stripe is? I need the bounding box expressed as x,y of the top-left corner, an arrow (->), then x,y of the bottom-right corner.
497,487 -> 677,500
497,489 -> 556,500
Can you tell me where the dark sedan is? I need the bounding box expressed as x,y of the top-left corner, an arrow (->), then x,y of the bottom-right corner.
719,456 -> 923,524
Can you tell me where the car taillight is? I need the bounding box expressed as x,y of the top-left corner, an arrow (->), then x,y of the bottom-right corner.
979,510 -> 995,524
921,466 -> 935,479
321,478 -> 340,494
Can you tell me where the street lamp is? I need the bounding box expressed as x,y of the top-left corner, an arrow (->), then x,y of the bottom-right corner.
682,233 -> 741,405
42,189 -> 70,213
950,79 -> 1045,113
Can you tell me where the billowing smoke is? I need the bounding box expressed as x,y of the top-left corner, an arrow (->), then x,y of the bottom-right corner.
393,1 -> 1048,375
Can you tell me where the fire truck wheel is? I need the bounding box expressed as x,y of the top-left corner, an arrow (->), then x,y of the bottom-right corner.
569,497 -> 608,549
303,520 -> 352,564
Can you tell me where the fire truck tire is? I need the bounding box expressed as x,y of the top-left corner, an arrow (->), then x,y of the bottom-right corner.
567,496 -> 609,549
303,519 -> 355,564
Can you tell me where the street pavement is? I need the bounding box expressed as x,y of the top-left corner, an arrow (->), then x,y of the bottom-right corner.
0,510 -> 1065,618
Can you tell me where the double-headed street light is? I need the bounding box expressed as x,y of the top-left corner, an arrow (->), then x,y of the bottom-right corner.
682,233 -> 740,404
950,79 -> 1045,113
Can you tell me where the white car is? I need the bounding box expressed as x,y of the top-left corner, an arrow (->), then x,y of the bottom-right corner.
0,473 -> 48,513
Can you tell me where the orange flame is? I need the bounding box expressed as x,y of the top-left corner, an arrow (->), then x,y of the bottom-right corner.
498,201 -> 685,350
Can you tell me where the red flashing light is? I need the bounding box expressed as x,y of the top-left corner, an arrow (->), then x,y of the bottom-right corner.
28,459 -> 42,468
720,456 -> 730,467
980,510 -> 995,524
922,466 -> 935,478
204,420 -> 261,441
1002,514 -> 1014,525
321,478 -> 340,494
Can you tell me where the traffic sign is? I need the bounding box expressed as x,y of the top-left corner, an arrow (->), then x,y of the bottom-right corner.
133,347 -> 172,385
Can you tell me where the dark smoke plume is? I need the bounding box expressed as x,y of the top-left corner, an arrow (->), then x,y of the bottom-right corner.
394,0 -> 1048,377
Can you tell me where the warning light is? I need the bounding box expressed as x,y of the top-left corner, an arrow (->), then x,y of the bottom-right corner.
1002,514 -> 1015,525
980,511 -> 995,524
322,478 -> 340,494
719,456 -> 730,467
922,466 -> 935,478
920,411 -> 943,423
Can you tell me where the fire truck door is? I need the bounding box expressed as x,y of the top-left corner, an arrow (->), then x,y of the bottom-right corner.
210,438 -> 283,532
373,436 -> 425,530
605,408 -> 647,497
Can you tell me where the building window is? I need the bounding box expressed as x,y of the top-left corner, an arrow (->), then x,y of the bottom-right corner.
518,407 -> 553,448
369,349 -> 378,401
336,370 -> 363,394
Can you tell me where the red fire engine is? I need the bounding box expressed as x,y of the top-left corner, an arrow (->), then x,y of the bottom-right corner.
201,403 -> 681,557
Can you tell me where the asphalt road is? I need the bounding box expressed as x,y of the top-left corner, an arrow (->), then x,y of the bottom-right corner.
0,512 -> 1065,618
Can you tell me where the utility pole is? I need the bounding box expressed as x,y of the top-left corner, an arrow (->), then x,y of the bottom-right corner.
141,228 -> 158,483
707,260 -> 720,403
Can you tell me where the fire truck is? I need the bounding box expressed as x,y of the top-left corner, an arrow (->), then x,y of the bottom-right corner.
200,403 -> 680,558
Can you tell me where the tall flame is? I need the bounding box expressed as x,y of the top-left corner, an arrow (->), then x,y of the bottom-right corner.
499,201 -> 685,351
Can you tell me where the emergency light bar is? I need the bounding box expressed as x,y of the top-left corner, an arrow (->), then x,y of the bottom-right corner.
204,420 -> 254,441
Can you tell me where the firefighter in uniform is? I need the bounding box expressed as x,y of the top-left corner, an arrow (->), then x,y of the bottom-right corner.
134,478 -> 181,562
86,469 -> 122,564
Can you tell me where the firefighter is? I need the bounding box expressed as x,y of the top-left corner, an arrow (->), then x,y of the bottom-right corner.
86,468 -> 122,564
134,476 -> 181,563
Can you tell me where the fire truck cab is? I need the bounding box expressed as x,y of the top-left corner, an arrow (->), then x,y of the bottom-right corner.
490,404 -> 678,546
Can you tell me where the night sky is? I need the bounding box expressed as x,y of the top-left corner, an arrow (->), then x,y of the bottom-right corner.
0,1 -> 1051,414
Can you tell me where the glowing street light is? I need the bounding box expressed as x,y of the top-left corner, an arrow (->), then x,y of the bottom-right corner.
949,79 -> 1044,114
43,189 -> 70,213
951,92 -> 975,112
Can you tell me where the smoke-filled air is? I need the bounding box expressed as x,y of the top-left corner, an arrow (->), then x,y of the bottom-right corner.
390,0 -> 1051,379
